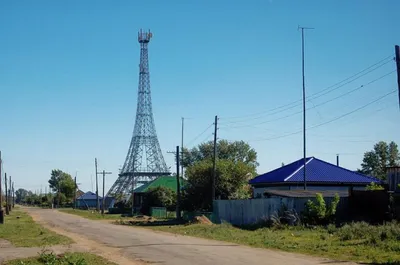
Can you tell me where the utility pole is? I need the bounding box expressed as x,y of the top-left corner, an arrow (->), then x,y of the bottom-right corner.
8,176 -> 11,212
95,159 -> 111,214
5,173 -> 8,215
12,182 -> 14,208
181,117 -> 184,178
131,159 -> 135,216
95,158 -> 99,212
299,26 -> 314,190
101,170 -> 112,215
0,151 -> 3,224
395,45 -> 400,109
73,176 -> 77,209
176,146 -> 181,220
211,115 -> 218,208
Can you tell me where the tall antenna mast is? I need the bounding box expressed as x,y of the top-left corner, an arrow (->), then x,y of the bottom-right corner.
299,26 -> 314,190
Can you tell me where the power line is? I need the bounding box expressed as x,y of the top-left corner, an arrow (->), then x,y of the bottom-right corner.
221,55 -> 394,122
185,123 -> 214,147
222,70 -> 396,129
248,89 -> 396,142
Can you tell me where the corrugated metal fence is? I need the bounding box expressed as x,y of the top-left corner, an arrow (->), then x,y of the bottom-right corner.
213,197 -> 348,226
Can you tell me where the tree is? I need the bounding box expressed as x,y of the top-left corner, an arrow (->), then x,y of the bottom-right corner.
182,140 -> 258,169
141,186 -> 176,214
48,169 -> 76,204
182,159 -> 254,211
15,188 -> 29,203
360,141 -> 400,180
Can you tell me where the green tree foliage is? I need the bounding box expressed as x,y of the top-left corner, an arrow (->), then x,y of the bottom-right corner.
48,169 -> 76,204
365,182 -> 385,191
182,140 -> 258,170
15,188 -> 29,203
303,193 -> 340,225
360,141 -> 400,180
182,159 -> 254,211
141,186 -> 176,214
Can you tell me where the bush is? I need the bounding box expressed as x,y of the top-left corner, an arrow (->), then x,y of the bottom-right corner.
270,204 -> 300,228
366,182 -> 385,191
141,187 -> 176,215
337,221 -> 400,243
303,193 -> 340,225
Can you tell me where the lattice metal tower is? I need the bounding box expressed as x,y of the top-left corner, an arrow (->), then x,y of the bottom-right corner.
107,29 -> 170,196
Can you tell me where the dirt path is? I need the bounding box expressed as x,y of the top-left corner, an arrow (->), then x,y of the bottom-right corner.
21,208 -> 357,265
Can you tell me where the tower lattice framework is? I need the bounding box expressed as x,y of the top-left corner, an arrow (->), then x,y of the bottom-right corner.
107,29 -> 170,196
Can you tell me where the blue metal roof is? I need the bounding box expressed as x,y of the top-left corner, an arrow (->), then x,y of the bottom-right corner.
250,157 -> 381,185
77,191 -> 106,200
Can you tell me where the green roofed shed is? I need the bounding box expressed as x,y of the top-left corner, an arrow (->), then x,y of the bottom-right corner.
133,176 -> 186,209
134,176 -> 185,193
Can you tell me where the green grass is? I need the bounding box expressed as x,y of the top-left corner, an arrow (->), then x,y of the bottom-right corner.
145,222 -> 400,264
58,209 -> 125,220
0,209 -> 73,247
5,252 -> 117,265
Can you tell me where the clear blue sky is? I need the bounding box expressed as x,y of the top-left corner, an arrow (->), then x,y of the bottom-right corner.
1,0 -> 399,193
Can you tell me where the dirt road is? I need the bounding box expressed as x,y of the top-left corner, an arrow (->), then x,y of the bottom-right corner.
26,208 -> 356,265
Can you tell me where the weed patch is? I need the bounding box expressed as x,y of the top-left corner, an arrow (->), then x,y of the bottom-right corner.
0,210 -> 72,247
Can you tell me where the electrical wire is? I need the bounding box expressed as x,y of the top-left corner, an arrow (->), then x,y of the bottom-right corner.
248,89 -> 397,142
185,123 -> 214,147
221,70 -> 396,129
221,55 -> 394,122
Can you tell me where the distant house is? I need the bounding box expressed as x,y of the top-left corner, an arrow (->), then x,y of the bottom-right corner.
250,157 -> 382,198
75,189 -> 85,199
133,176 -> 185,208
76,191 -> 115,209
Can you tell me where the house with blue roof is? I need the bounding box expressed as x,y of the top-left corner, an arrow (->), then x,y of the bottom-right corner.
249,157 -> 382,198
76,191 -> 115,209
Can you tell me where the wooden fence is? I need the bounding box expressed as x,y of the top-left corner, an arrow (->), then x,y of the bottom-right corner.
213,196 -> 348,226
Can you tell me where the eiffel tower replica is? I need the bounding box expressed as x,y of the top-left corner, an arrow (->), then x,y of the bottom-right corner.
107,29 -> 170,197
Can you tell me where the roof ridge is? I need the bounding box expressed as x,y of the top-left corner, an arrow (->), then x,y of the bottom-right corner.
284,157 -> 314,182
312,157 -> 381,182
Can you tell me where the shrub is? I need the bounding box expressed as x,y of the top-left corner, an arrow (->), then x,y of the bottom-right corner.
270,204 -> 300,228
303,193 -> 340,225
366,182 -> 385,191
337,221 -> 400,243
141,186 -> 176,215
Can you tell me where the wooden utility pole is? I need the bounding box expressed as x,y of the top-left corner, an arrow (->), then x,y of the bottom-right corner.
176,146 -> 181,220
0,151 -> 3,224
9,176 -> 12,212
181,118 -> 184,178
131,159 -> 135,217
73,176 -> 77,209
95,158 -> 99,212
395,45 -> 400,109
211,115 -> 218,208
12,182 -> 14,208
5,173 -> 8,215
101,170 -> 112,215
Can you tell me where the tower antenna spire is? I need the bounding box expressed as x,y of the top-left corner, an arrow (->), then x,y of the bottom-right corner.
107,30 -> 170,197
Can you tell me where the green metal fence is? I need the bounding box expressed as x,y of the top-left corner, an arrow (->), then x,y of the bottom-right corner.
150,207 -> 167,218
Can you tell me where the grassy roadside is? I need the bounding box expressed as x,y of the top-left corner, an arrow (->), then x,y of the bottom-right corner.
58,209 -> 125,220
142,222 -> 400,264
5,251 -> 117,265
0,209 -> 73,247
